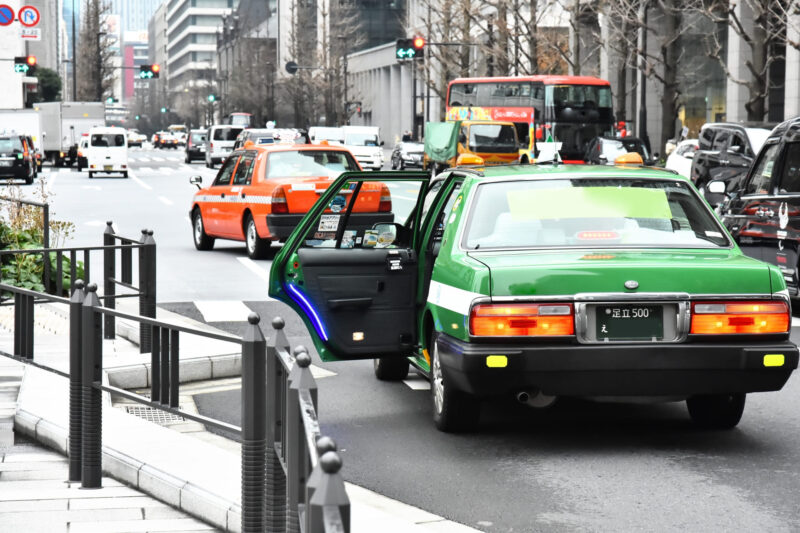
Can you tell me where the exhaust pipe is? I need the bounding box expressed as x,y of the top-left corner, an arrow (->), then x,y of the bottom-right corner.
516,389 -> 557,409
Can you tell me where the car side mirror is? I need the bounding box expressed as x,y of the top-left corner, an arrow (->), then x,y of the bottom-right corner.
728,145 -> 741,154
371,222 -> 410,248
685,151 -> 695,159
458,133 -> 467,145
189,175 -> 203,189
707,180 -> 726,194
380,140 -> 385,146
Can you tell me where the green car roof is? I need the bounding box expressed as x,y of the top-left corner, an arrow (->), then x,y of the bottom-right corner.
460,164 -> 686,181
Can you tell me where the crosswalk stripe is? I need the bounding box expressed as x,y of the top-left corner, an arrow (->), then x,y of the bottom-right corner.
403,375 -> 430,390
160,166 -> 174,173
195,300 -> 252,322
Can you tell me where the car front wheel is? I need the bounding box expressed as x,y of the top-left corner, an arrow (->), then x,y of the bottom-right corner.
192,209 -> 215,250
430,332 -> 479,432
245,215 -> 269,259
373,357 -> 409,381
687,393 -> 745,429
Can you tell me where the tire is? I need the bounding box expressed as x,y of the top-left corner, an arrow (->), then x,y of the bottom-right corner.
399,160 -> 405,170
430,332 -> 479,432
192,209 -> 215,250
373,357 -> 409,381
88,172 -> 94,179
25,168 -> 34,185
391,157 -> 398,170
185,154 -> 190,164
122,171 -> 128,178
245,214 -> 269,259
687,393 -> 745,429
520,156 -> 529,165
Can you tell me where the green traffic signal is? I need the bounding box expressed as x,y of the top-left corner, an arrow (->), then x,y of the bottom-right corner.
160,107 -> 167,113
135,115 -> 140,120
207,94 -> 216,102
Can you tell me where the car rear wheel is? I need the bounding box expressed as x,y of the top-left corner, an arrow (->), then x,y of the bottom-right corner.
431,332 -> 479,432
687,393 -> 745,429
245,215 -> 269,259
373,357 -> 409,381
192,209 -> 215,250
121,171 -> 128,178
88,172 -> 94,179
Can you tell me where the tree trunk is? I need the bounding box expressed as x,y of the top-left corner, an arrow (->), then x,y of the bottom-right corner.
459,0 -> 471,77
745,15 -> 768,121
659,1 -> 681,156
528,0 -> 538,74
572,0 -> 581,76
496,2 -> 510,75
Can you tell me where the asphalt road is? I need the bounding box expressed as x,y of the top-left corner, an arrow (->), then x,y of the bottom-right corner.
19,147 -> 800,532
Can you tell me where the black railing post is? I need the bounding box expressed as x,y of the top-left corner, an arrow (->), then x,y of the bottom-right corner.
138,229 -> 156,354
103,221 -> 116,339
159,327 -> 169,404
308,452 -> 350,533
304,436 -> 337,533
42,202 -> 51,293
21,294 -> 34,360
68,280 -> 85,482
81,283 -> 103,489
286,350 -> 316,533
151,325 -> 160,403
169,329 -> 179,408
266,317 -> 287,532
241,313 -> 267,533
13,292 -> 21,356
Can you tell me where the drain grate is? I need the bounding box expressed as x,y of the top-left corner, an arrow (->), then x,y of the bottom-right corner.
125,405 -> 185,424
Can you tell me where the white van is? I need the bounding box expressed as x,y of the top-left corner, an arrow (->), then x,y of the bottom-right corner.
86,126 -> 128,178
308,126 -> 344,145
205,124 -> 244,168
341,126 -> 383,170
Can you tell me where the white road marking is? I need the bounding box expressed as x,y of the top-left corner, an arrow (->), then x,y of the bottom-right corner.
236,257 -> 271,284
81,185 -> 102,190
136,156 -> 150,162
792,317 -> 800,328
403,375 -> 431,390
194,300 -> 253,323
158,195 -> 173,206
392,194 -> 417,202
129,173 -> 152,190
150,156 -> 164,162
160,167 -> 174,173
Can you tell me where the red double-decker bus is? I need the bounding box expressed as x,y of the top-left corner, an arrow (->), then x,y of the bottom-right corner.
446,75 -> 615,163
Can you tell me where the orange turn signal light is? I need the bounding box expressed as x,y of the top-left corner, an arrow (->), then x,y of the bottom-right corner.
690,301 -> 789,335
470,303 -> 574,337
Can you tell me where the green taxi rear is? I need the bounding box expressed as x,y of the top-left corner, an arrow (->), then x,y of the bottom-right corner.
269,164 -> 798,433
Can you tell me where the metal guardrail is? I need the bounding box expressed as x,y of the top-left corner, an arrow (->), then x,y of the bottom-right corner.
0,280 -> 350,533
0,220 -> 157,353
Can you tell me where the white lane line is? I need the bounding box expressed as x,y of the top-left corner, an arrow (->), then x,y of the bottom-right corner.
160,167 -> 174,173
150,156 -> 164,162
158,195 -> 173,206
81,185 -> 102,190
129,173 -> 152,190
792,317 -> 800,328
403,375 -> 431,390
194,300 -> 253,323
137,156 -> 151,162
237,257 -> 271,285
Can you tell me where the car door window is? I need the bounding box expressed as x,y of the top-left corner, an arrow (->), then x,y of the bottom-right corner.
745,143 -> 780,195
699,128 -> 715,149
729,134 -> 746,154
777,143 -> 800,193
232,151 -> 256,185
212,155 -> 239,186
712,131 -> 729,151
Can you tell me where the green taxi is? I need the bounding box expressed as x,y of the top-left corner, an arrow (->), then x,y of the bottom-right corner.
268,165 -> 798,432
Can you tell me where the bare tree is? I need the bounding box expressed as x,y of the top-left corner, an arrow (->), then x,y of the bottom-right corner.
76,0 -> 115,101
317,0 -> 364,125
695,0 -> 797,121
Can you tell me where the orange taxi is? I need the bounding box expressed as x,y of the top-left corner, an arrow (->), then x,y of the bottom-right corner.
189,143 -> 394,258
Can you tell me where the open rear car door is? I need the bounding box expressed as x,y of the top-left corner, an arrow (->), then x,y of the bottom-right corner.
269,171 -> 430,362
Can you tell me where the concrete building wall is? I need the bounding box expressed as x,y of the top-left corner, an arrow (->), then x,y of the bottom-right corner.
0,0 -> 29,109
785,13 -> 800,120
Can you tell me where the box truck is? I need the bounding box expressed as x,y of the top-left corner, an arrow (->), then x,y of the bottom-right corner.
37,102 -> 105,166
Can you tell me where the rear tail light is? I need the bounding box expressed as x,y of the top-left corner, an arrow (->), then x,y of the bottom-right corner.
210,142 -> 214,150
378,185 -> 392,212
271,187 -> 288,214
690,301 -> 789,335
470,303 -> 574,337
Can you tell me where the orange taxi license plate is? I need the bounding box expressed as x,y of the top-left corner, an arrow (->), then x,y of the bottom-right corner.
104,165 -> 112,171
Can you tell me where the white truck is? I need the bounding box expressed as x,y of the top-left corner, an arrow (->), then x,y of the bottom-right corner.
38,102 -> 105,167
342,125 -> 384,170
0,108 -> 44,166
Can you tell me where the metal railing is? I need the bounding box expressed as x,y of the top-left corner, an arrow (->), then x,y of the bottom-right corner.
0,220 -> 157,352
0,280 -> 350,533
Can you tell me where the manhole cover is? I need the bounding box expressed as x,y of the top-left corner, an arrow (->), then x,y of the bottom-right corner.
125,405 -> 185,424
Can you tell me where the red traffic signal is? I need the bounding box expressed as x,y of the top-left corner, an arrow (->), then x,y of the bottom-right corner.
26,55 -> 36,66
413,37 -> 425,49
152,63 -> 160,73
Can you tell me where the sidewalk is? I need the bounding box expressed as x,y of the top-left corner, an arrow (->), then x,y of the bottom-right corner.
0,300 -> 482,533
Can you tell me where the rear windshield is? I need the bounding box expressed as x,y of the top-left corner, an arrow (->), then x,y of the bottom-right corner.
464,178 -> 730,249
0,137 -> 24,153
191,132 -> 206,143
344,133 -> 379,146
469,124 -> 518,153
91,134 -> 126,147
213,127 -> 244,141
265,150 -> 360,179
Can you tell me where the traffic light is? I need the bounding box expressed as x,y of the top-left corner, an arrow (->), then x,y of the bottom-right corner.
13,55 -> 37,75
105,96 -> 117,104
207,94 -> 216,103
139,64 -> 160,79
160,107 -> 167,113
413,37 -> 425,50
135,114 -> 140,120
395,38 -> 424,61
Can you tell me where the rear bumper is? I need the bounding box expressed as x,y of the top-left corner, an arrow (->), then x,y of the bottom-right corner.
436,333 -> 798,397
0,166 -> 30,179
266,212 -> 394,240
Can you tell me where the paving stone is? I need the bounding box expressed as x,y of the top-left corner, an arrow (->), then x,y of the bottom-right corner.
0,460 -> 69,471
0,485 -> 141,500
68,518 -> 218,533
0,498 -> 68,512
2,451 -> 65,463
144,505 -> 192,519
0,507 -> 144,523
0,467 -> 68,481
69,495 -> 168,510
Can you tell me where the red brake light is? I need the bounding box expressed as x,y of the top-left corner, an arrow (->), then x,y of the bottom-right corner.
378,185 -> 392,212
271,187 -> 288,214
690,301 -> 789,335
470,303 -> 574,337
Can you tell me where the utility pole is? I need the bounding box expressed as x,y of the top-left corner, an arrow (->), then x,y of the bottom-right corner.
72,0 -> 77,100
637,1 -> 650,151
96,31 -> 104,101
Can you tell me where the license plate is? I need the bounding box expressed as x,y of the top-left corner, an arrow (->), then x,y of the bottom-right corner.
595,304 -> 663,341
104,165 -> 112,171
0,160 -> 12,167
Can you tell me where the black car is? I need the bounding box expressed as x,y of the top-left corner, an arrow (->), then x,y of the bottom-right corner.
690,123 -> 772,189
390,141 -> 425,169
584,136 -> 655,165
184,129 -> 207,163
231,128 -> 275,150
0,134 -> 36,184
718,117 -> 800,296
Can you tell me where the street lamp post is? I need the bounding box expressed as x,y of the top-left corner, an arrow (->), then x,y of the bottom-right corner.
96,31 -> 106,101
